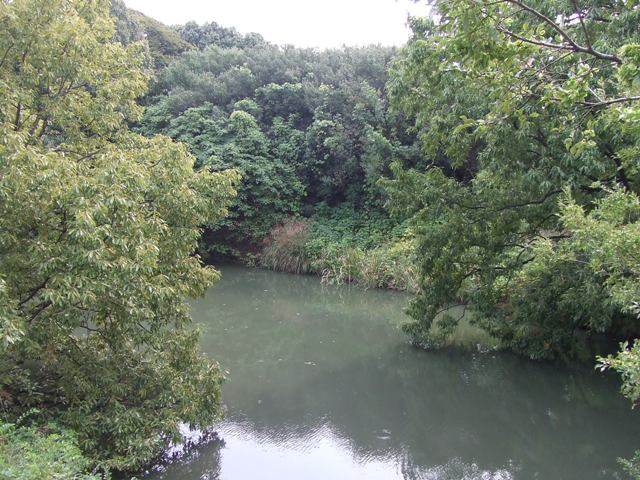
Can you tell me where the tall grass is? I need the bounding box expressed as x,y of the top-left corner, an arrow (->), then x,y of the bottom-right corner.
259,217 -> 418,292
260,219 -> 312,274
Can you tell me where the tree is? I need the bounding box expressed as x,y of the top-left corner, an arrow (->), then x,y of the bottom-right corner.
166,105 -> 304,252
385,1 -> 640,358
175,21 -> 266,50
0,0 -> 238,470
137,36 -> 418,222
129,9 -> 193,68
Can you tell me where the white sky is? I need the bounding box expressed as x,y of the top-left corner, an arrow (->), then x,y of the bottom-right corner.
123,0 -> 430,49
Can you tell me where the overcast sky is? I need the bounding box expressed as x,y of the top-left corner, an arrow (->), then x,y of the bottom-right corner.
123,0 -> 430,49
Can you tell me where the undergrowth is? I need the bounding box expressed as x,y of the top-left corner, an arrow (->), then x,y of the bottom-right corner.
260,205 -> 418,292
0,416 -> 105,480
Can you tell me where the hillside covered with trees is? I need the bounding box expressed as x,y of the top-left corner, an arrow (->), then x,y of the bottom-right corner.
132,16 -> 424,290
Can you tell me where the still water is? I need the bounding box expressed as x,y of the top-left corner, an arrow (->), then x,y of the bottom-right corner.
148,265 -> 640,480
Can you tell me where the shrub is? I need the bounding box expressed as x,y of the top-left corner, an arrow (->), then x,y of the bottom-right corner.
0,420 -> 103,480
260,213 -> 418,292
260,219 -> 312,274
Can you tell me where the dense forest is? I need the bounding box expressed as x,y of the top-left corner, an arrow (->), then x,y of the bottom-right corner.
1,0 -> 640,478
132,14 -> 423,291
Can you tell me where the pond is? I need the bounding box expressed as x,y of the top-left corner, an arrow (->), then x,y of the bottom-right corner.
146,265 -> 640,480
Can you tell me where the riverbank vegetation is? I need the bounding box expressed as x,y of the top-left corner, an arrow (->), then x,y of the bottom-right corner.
0,0 -> 237,474
0,418 -> 101,480
132,24 -> 423,279
128,14 -> 428,293
385,0 -> 640,363
260,208 -> 418,291
1,0 -> 640,476
384,1 -> 640,474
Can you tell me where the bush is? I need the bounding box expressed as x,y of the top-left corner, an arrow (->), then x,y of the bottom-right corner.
260,219 -> 312,274
305,239 -> 418,292
0,420 -> 103,480
359,240 -> 419,291
259,210 -> 418,292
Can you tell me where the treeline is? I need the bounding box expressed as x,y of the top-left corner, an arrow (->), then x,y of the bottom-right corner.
135,22 -> 421,255
126,15 -> 424,289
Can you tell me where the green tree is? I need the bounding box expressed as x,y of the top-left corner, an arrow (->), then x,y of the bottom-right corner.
167,105 -> 304,252
255,82 -> 312,127
138,37 -> 418,219
175,21 -> 266,50
386,1 -> 640,358
0,0 -> 238,470
129,9 -> 193,68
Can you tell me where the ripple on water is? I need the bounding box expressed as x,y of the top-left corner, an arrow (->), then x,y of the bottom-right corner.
142,266 -> 640,480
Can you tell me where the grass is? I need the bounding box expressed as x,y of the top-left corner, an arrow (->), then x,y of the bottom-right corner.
259,209 -> 418,292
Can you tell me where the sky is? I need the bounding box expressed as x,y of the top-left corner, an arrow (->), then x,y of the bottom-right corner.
122,0 -> 430,49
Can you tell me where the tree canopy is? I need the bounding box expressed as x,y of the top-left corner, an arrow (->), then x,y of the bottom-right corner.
0,0 -> 238,470
135,38 -> 422,255
385,0 -> 640,359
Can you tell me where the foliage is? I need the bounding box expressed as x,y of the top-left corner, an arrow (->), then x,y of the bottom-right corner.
260,209 -> 417,292
598,337 -> 640,479
0,0 -> 238,470
619,451 -> 640,480
137,39 -> 418,254
129,9 -> 193,68
587,188 -> 640,476
136,40 -> 421,253
109,0 -> 145,45
0,419 -> 102,480
260,219 -> 313,274
307,238 -> 418,292
175,21 -> 267,50
305,204 -> 406,248
385,0 -> 640,359
162,104 -> 304,253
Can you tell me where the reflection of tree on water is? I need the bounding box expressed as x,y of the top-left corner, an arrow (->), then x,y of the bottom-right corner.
210,263 -> 411,311
399,455 -> 516,480
209,346 -> 637,479
145,430 -> 225,480
173,266 -> 640,480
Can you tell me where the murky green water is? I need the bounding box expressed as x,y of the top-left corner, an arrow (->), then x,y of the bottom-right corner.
147,265 -> 640,480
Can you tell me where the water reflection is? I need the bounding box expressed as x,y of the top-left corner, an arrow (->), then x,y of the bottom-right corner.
147,266 -> 640,480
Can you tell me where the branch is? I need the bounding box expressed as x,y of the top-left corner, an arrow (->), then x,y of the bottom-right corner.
571,0 -> 592,50
13,103 -> 21,131
583,96 -> 640,108
496,189 -> 562,212
432,302 -> 469,319
525,51 -> 574,79
501,0 -> 621,63
587,87 -> 604,104
36,117 -> 49,138
506,0 -> 581,46
0,43 -> 13,70
18,276 -> 50,308
603,143 -> 631,192
497,26 -> 572,52
27,300 -> 52,324
78,323 -> 100,333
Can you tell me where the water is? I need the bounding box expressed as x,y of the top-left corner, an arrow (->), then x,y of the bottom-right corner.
147,265 -> 640,480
